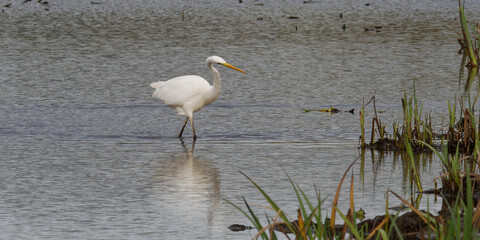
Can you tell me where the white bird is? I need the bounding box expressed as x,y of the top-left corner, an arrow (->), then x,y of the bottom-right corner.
150,56 -> 246,139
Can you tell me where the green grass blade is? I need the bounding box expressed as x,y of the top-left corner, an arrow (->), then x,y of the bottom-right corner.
459,3 -> 478,66
223,197 -> 269,240
463,165 -> 473,240
336,208 -> 362,239
239,171 -> 296,235
283,169 -> 308,223
404,137 -> 423,192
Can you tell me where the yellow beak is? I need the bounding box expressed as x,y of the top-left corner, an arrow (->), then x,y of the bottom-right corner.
221,63 -> 247,74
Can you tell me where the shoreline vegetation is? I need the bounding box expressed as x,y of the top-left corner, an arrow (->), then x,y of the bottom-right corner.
227,1 -> 480,239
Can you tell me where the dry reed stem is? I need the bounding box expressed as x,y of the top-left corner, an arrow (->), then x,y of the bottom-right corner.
297,209 -> 307,239
366,216 -> 389,240
330,156 -> 360,234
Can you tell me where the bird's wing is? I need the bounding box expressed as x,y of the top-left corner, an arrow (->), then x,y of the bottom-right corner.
152,75 -> 212,107
150,81 -> 164,89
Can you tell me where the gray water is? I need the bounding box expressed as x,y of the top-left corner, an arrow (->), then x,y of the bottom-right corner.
1,0 -> 480,239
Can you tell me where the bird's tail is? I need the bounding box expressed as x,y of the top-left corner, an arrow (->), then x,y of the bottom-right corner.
150,81 -> 164,89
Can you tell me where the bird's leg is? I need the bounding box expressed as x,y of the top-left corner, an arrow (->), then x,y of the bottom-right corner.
190,116 -> 196,140
178,117 -> 189,138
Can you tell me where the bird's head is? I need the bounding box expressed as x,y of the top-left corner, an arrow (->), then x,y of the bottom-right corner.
207,56 -> 246,74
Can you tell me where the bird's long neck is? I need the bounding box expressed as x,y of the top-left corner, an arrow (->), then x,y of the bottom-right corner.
208,63 -> 221,95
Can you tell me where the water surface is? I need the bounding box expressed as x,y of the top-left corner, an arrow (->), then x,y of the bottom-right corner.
1,0 -> 480,239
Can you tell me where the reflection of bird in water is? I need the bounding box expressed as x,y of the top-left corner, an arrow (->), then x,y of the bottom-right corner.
150,56 -> 246,139
153,140 -> 221,235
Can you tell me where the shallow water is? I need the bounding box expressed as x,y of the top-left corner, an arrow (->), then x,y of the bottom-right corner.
1,0 -> 480,239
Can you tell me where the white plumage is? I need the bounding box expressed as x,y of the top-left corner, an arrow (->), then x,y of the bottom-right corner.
150,56 -> 246,139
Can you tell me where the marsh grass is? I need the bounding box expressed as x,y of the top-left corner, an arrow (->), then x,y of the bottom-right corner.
458,0 -> 479,91
228,3 -> 480,238
225,158 -> 388,240
359,0 -> 480,152
227,152 -> 480,239
224,170 -> 327,240
361,87 -> 480,197
390,167 -> 480,239
360,86 -> 434,152
228,93 -> 480,238
361,88 -> 480,158
228,92 -> 480,238
458,0 -> 478,68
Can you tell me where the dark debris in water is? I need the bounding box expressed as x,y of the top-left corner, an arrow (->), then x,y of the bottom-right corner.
303,107 -> 354,114
228,224 -> 254,232
364,26 -> 383,32
3,0 -> 50,11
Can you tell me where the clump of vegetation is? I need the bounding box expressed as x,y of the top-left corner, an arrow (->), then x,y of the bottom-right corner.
226,154 -> 480,239
228,90 -> 480,238
360,89 -> 480,156
228,93 -> 480,238
225,159 -> 393,240
359,88 -> 434,152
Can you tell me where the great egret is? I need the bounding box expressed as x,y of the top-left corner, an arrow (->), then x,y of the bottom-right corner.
150,56 -> 246,139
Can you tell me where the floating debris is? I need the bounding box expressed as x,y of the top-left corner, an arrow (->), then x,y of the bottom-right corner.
364,26 -> 383,32
317,107 -> 340,113
228,224 -> 254,232
303,107 -> 354,114
288,16 -> 299,20
3,3 -> 12,8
